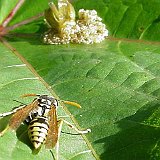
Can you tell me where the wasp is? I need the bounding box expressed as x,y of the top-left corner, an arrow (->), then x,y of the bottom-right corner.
0,94 -> 91,159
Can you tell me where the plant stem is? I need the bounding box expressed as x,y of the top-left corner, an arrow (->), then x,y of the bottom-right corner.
2,0 -> 25,27
6,12 -> 44,32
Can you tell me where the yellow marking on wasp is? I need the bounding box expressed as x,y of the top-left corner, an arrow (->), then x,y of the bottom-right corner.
29,127 -> 48,133
30,131 -> 46,138
29,122 -> 48,129
30,136 -> 45,143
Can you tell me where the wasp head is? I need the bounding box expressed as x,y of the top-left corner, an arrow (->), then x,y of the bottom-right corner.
37,95 -> 58,108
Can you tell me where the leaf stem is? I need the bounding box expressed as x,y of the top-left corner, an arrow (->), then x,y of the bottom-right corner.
6,12 -> 44,32
2,0 -> 25,27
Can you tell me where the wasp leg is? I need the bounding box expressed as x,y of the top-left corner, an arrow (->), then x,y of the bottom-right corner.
59,119 -> 91,134
50,150 -> 56,160
0,105 -> 26,118
55,119 -> 91,160
58,115 -> 70,118
0,125 -> 10,137
55,120 -> 64,160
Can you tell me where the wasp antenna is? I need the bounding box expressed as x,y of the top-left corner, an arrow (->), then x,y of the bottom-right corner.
62,101 -> 81,108
20,93 -> 38,98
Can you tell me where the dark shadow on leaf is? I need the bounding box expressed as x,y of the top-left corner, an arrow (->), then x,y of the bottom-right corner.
4,21 -> 47,45
5,34 -> 43,45
16,123 -> 41,155
0,116 -> 38,154
16,123 -> 42,155
16,123 -> 34,150
95,101 -> 160,160
0,116 -> 10,131
153,15 -> 160,23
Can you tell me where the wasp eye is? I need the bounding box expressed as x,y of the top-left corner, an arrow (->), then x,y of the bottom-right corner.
52,99 -> 58,108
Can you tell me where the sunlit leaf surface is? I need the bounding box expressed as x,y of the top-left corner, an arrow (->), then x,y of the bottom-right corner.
0,0 -> 160,160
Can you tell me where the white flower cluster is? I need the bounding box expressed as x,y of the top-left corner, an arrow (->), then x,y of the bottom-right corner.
43,9 -> 108,44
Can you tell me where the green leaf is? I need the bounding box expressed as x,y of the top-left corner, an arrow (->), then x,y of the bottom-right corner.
0,0 -> 160,160
74,0 -> 160,41
0,41 -> 95,160
8,0 -> 48,25
10,38 -> 160,160
0,0 -> 18,24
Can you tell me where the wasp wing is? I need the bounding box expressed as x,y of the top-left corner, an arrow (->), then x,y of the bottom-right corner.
8,100 -> 38,130
45,105 -> 58,149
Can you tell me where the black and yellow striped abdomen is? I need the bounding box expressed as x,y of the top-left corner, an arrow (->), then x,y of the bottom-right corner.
28,117 -> 49,149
